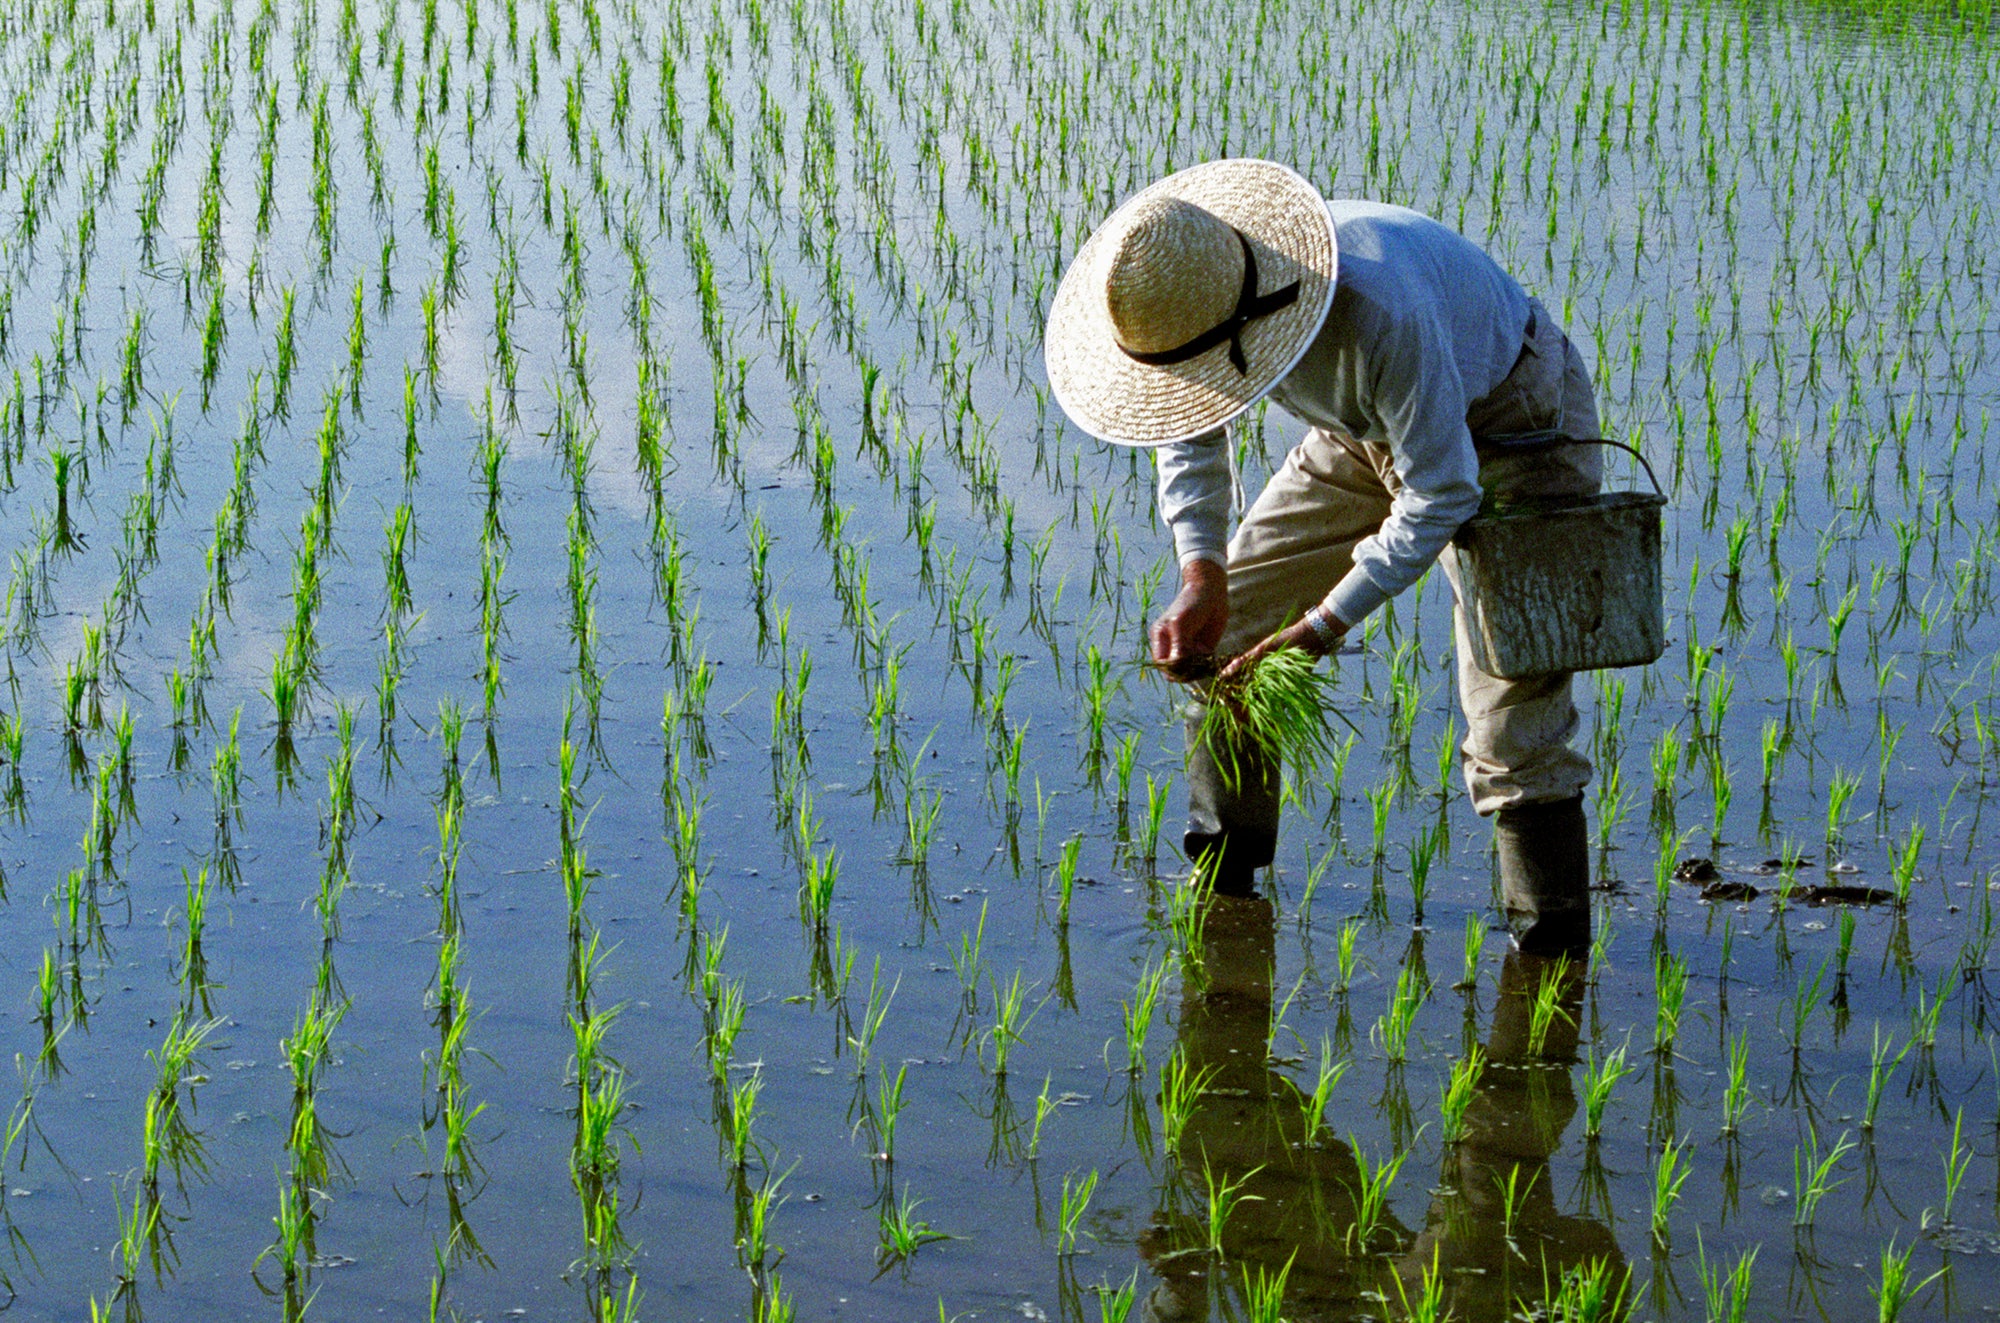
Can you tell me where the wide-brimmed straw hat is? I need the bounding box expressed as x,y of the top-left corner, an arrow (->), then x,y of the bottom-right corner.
1045,159 -> 1339,448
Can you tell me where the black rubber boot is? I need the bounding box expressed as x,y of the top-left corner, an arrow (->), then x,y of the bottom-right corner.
1494,795 -> 1591,957
1183,706 -> 1279,899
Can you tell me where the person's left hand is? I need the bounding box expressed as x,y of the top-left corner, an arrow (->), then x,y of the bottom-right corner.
1220,615 -> 1343,680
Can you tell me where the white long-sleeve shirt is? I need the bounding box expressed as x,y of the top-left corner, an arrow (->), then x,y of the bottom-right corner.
1156,201 -> 1532,628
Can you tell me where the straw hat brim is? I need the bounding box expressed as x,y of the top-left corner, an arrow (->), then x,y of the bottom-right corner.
1045,159 -> 1338,448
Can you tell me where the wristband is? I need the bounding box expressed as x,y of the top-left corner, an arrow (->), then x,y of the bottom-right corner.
1303,606 -> 1343,651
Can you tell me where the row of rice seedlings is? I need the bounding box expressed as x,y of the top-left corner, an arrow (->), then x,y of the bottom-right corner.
556,706 -> 638,1311
420,703 -> 491,1306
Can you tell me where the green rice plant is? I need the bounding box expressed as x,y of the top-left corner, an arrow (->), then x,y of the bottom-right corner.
1695,1239 -> 1757,1323
1300,1034 -> 1348,1143
1052,833 -> 1082,927
877,1185 -> 950,1266
723,1071 -> 761,1171
982,969 -> 1034,1078
1910,973 -> 1950,1051
111,1178 -> 160,1288
1825,767 -> 1863,856
256,1173 -> 317,1286
1164,867 -> 1213,989
1027,1074 -> 1058,1160
1201,1156 -> 1262,1255
1653,951 -> 1690,1055
738,1162 -> 791,1275
871,1064 -> 905,1165
1332,917 -> 1363,996
1139,773 -> 1170,864
1871,1238 -> 1943,1323
1543,1257 -> 1629,1322
1366,779 -> 1395,862
1371,962 -> 1425,1063
903,785 -> 944,872
1931,1107 -> 1972,1227
1720,1031 -> 1753,1135
1118,957 -> 1169,1076
1195,648 -> 1342,792
1405,825 -> 1439,924
951,901 -> 988,1010
846,960 -> 898,1078
1242,1252 -> 1297,1323
799,847 -> 839,930
1158,1047 -> 1215,1158
1581,1039 -> 1632,1140
1095,1272 -> 1139,1323
1297,843 -> 1337,925
1436,1046 -> 1484,1146
1494,1163 -> 1539,1249
1455,912 -> 1483,990
1791,1127 -> 1856,1228
707,979 -> 746,1085
1890,822 -> 1924,905
1651,1136 -> 1691,1241
1344,1137 -> 1408,1254
1526,955 -> 1576,1055
1055,1168 -> 1096,1255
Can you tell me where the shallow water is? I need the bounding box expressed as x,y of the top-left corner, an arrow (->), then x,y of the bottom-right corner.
0,0 -> 1998,1318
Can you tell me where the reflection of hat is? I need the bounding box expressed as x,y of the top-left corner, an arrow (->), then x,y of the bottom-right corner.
1045,159 -> 1338,448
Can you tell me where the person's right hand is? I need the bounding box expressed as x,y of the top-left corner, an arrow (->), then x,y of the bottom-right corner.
1151,559 -> 1229,680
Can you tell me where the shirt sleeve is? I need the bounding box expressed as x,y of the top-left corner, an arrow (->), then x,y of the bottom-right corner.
1155,429 -> 1231,567
1321,307 -> 1484,627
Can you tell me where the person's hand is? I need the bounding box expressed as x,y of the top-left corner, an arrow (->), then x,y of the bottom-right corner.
1220,610 -> 1345,680
1150,560 -> 1228,680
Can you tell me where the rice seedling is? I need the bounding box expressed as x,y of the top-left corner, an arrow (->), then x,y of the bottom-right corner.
1653,951 -> 1690,1055
1200,1157 -> 1262,1256
1526,955 -> 1576,1055
1194,648 -> 1343,792
1792,1127 -> 1857,1229
1695,1240 -> 1757,1323
1573,1037 -> 1631,1143
1543,1257 -> 1629,1323
1054,1168 -> 1096,1255
1863,1024 -> 1911,1130
1332,917 -> 1363,997
1299,1034 -> 1348,1143
1872,1238 -> 1944,1322
1344,1137 -> 1408,1254
1371,962 -> 1425,1063
1720,1031 -> 1753,1136
1158,1047 -> 1215,1159
1117,957 -> 1169,1076
1651,1136 -> 1691,1241
1493,1161 -> 1540,1253
981,969 -> 1034,1079
1436,1046 -> 1483,1146
877,1185 -> 951,1267
1927,1106 -> 1972,1228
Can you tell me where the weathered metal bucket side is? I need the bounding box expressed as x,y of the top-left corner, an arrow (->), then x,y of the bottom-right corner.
1447,434 -> 1669,682
1448,491 -> 1668,680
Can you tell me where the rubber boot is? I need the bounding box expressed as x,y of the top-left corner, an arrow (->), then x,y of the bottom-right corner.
1493,795 -> 1591,957
1183,706 -> 1280,899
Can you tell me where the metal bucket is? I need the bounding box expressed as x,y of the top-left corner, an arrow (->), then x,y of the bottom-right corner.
1445,438 -> 1668,681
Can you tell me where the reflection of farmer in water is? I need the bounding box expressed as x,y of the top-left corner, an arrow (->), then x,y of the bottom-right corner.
1138,894 -> 1622,1321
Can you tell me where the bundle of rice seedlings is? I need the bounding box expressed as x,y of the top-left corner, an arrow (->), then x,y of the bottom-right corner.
1194,648 -> 1343,791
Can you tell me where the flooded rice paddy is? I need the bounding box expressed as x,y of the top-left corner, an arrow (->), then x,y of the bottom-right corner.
1,0 -> 1999,1317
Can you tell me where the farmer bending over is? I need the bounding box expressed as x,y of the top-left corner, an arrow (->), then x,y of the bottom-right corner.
1045,159 -> 1601,955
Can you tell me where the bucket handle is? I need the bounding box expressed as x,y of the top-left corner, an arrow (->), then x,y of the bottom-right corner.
1474,429 -> 1665,498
